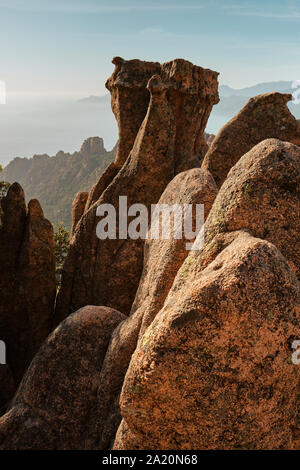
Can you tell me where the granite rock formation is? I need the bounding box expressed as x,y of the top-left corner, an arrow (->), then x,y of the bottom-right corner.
88,167 -> 218,449
115,231 -> 300,450
204,139 -> 300,277
202,93 -> 300,187
0,306 -> 125,449
55,58 -> 219,324
0,183 -> 55,402
114,140 -> 300,450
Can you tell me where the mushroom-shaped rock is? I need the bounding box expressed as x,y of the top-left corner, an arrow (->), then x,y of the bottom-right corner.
87,168 -> 218,449
55,57 -> 219,324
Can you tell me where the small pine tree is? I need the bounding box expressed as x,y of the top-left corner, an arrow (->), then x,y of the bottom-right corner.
54,222 -> 70,271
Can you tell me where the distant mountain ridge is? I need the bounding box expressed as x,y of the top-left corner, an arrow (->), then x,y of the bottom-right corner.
214,81 -> 300,120
1,137 -> 116,229
78,95 -> 110,104
2,81 -> 299,231
219,81 -> 293,97
78,81 -> 300,124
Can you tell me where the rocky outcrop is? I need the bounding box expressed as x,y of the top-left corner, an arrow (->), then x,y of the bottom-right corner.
0,183 -> 55,401
54,58 -> 219,324
88,168 -> 218,449
80,137 -> 106,155
71,191 -> 88,237
202,93 -> 300,187
115,231 -> 300,450
85,57 -> 219,208
113,138 -> 300,450
0,306 -> 125,449
204,139 -> 300,277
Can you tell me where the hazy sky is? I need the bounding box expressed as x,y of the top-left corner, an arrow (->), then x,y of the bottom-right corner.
1,0 -> 300,98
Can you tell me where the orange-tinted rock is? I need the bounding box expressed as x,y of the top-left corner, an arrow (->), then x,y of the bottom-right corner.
159,59 -> 219,172
80,136 -> 106,155
114,138 -> 300,450
202,93 -> 300,187
115,231 -> 300,450
0,306 -> 125,450
71,191 -> 88,237
87,168 -> 218,449
106,57 -> 160,168
0,185 -> 55,393
55,58 -> 219,324
204,139 -> 300,277
134,168 -> 218,338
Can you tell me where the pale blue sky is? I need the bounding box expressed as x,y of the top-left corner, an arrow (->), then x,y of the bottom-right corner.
1,0 -> 300,98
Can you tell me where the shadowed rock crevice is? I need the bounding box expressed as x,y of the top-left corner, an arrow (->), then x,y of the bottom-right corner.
115,232 -> 300,450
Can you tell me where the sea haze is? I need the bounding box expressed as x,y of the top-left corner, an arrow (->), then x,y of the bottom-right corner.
0,81 -> 299,167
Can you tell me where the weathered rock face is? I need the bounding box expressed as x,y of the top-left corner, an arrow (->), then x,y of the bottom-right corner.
87,168 -> 218,449
0,184 -> 55,400
55,58 -> 219,324
115,231 -> 300,450
71,191 -> 88,237
0,306 -> 126,450
202,93 -> 300,187
80,137 -> 106,155
204,139 -> 300,278
106,57 -> 161,168
113,139 -> 300,450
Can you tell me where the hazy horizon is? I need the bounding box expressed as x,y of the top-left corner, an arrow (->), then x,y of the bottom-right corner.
1,0 -> 300,166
